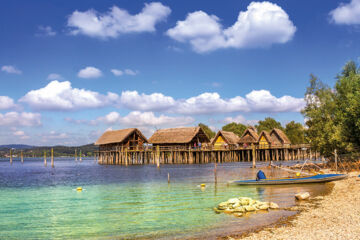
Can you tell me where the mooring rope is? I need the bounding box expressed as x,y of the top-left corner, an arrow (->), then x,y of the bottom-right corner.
270,163 -> 313,176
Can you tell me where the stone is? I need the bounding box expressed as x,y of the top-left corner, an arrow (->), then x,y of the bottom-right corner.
269,202 -> 279,209
249,199 -> 257,206
244,205 -> 256,212
239,197 -> 250,206
295,192 -> 310,200
233,213 -> 243,217
223,208 -> 234,214
257,203 -> 270,210
228,198 -> 240,205
218,202 -> 228,210
233,206 -> 246,213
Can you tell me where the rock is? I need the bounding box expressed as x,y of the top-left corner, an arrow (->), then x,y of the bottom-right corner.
295,192 -> 310,200
223,208 -> 234,214
233,212 -> 243,217
244,205 -> 256,212
249,199 -> 257,206
233,206 -> 246,213
238,197 -> 250,206
269,202 -> 279,209
218,202 -> 228,210
213,207 -> 222,214
257,203 -> 270,210
228,198 -> 240,204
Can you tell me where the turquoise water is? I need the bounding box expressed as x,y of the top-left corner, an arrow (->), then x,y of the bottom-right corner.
0,159 -> 331,239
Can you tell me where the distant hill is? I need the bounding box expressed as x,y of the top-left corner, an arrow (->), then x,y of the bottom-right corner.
0,144 -> 98,157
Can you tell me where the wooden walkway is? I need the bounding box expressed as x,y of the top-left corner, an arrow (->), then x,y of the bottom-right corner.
96,144 -> 317,165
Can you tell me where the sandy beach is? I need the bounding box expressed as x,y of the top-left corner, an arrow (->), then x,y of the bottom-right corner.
235,171 -> 360,240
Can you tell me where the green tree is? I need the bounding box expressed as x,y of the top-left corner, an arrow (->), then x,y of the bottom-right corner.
255,117 -> 283,133
222,122 -> 247,137
301,74 -> 340,156
285,121 -> 306,144
198,123 -> 215,139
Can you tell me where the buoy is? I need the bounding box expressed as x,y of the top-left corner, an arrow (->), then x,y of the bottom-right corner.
76,187 -> 82,192
200,183 -> 206,188
296,172 -> 301,177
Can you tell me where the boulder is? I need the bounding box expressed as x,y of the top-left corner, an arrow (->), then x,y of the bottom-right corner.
257,202 -> 270,210
233,206 -> 246,213
244,205 -> 256,212
269,202 -> 279,209
295,192 -> 310,200
217,202 -> 228,210
233,213 -> 243,217
223,208 -> 234,214
228,198 -> 240,204
238,197 -> 250,206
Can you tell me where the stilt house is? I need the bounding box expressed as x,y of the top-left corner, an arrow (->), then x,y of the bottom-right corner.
149,127 -> 210,149
212,130 -> 241,150
270,128 -> 291,147
258,131 -> 273,149
95,128 -> 148,151
239,127 -> 259,147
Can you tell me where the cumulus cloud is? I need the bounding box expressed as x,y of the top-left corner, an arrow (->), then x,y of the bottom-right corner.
0,112 -> 41,127
12,130 -> 30,140
223,115 -> 258,126
1,65 -> 22,74
330,0 -> 360,24
78,66 -> 102,78
67,2 -> 171,39
19,80 -> 118,111
120,90 -> 176,111
47,73 -> 63,80
0,96 -> 17,110
166,1 -> 296,52
111,68 -> 138,76
36,25 -> 56,36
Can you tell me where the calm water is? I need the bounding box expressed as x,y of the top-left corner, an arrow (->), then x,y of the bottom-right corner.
0,158 -> 332,239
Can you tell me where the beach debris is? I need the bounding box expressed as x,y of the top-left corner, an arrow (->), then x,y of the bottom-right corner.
295,192 -> 310,200
214,197 -> 279,217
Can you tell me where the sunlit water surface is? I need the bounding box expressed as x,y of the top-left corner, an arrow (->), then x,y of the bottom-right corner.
0,158 -> 332,239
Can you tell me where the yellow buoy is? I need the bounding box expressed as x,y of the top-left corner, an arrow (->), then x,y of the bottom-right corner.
76,187 -> 83,191
296,172 -> 301,177
200,184 -> 206,188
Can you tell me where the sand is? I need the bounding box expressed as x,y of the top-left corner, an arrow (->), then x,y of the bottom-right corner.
235,171 -> 360,240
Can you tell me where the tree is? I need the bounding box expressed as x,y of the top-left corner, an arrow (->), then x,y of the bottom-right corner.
222,122 -> 247,137
301,74 -> 340,156
285,121 -> 306,144
256,117 -> 284,133
198,123 -> 215,139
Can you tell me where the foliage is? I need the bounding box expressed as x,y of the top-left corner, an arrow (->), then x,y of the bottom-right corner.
302,61 -> 360,156
255,117 -> 284,133
222,122 -> 247,137
198,123 -> 215,139
285,121 -> 306,145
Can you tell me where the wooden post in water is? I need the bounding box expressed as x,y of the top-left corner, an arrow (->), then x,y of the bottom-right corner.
252,144 -> 256,168
214,162 -> 217,184
10,149 -> 12,165
156,145 -> 160,168
44,150 -> 47,166
168,173 -> 170,184
79,150 -> 82,162
51,148 -> 54,168
75,149 -> 77,161
21,150 -> 24,164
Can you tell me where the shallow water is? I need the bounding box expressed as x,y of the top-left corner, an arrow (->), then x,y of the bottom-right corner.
0,158 -> 332,239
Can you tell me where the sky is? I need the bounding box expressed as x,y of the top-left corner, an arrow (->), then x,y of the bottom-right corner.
1,0 -> 360,146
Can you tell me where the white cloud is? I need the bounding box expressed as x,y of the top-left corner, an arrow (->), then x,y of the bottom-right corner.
36,25 -> 56,36
0,96 -> 17,110
19,80 -> 118,111
67,2 -> 171,39
166,1 -> 296,53
124,69 -> 138,76
120,90 -> 176,111
1,65 -> 22,74
330,0 -> 360,24
47,73 -> 63,80
88,111 -> 195,127
223,115 -> 258,126
78,66 -> 102,78
111,68 -> 138,76
0,112 -> 41,127
111,69 -> 123,76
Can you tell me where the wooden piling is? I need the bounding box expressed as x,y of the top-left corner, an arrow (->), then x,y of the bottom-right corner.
44,151 -> 47,166
10,149 -> 12,165
75,149 -> 77,161
79,150 -> 82,162
51,148 -> 54,168
252,144 -> 256,168
21,150 -> 24,164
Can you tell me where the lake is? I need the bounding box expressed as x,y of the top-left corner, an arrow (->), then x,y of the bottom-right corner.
0,158 -> 332,239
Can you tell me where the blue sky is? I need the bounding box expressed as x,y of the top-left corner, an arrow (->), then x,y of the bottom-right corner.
0,0 -> 360,145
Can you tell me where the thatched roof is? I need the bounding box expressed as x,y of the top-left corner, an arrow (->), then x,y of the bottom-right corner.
270,128 -> 291,144
95,128 -> 148,145
258,131 -> 273,144
149,127 -> 210,144
239,128 -> 259,144
213,131 -> 241,145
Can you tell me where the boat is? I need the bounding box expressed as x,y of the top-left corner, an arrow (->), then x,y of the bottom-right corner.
230,174 -> 348,185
